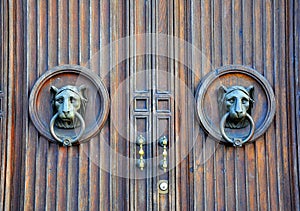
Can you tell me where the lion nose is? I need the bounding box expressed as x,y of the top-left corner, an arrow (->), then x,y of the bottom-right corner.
235,101 -> 243,116
63,110 -> 70,116
62,101 -> 71,115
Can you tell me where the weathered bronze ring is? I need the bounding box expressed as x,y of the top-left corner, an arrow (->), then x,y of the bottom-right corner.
220,112 -> 255,147
49,111 -> 86,146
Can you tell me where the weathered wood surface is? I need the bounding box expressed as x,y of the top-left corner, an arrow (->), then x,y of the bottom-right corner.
291,0 -> 300,210
0,0 -> 299,210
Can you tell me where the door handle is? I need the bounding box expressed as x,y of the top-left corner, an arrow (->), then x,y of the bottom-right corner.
136,135 -> 146,170
50,111 -> 85,146
220,112 -> 255,147
158,136 -> 168,172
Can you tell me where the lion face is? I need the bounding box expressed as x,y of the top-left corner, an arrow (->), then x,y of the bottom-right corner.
51,85 -> 87,129
225,89 -> 250,119
218,85 -> 254,129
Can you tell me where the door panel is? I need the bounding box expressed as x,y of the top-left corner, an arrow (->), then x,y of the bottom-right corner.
1,0 -> 299,210
189,0 -> 293,210
1,0 -> 129,210
168,1 -> 296,210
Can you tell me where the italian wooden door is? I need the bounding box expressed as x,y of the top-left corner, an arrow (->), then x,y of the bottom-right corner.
1,0 -> 300,210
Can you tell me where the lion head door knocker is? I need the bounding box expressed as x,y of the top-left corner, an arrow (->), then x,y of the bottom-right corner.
50,85 -> 87,146
195,65 -> 276,147
29,65 -> 110,146
218,85 -> 255,146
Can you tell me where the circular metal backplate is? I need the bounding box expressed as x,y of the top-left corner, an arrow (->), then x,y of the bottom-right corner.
29,65 -> 110,144
195,65 -> 276,144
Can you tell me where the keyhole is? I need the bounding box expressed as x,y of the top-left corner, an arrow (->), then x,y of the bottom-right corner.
159,182 -> 168,191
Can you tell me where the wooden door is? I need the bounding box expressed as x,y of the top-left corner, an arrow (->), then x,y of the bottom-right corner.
1,0 -> 300,210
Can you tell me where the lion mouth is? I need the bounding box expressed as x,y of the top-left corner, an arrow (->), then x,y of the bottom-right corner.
59,116 -> 73,121
61,118 -> 72,121
236,114 -> 244,119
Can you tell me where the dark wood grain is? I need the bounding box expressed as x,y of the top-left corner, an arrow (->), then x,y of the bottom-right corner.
129,0 -> 155,209
56,2 -> 70,210
34,0 -> 48,209
190,0 -> 296,210
290,0 -> 300,210
68,1 -> 80,211
1,0 -> 299,210
0,1 -> 8,210
45,1 -> 59,211
174,0 -> 190,210
109,0 -> 129,210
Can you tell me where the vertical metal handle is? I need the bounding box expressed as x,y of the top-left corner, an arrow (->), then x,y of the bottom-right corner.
136,135 -> 146,170
158,136 -> 168,172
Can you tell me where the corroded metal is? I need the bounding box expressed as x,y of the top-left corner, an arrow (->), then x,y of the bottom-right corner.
50,85 -> 87,129
29,65 -> 110,145
49,85 -> 88,146
218,85 -> 255,146
218,85 -> 254,129
195,65 -> 276,145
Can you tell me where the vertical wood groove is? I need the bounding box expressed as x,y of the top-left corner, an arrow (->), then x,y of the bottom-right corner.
0,0 -> 8,210
67,1 -> 79,211
191,0 -> 295,210
290,0 -> 300,210
24,0 -> 37,210
78,1 -> 90,210
2,0 -> 299,210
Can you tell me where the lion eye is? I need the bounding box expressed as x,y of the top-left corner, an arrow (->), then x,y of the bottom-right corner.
70,97 -> 77,104
242,98 -> 249,104
56,98 -> 64,104
227,98 -> 235,104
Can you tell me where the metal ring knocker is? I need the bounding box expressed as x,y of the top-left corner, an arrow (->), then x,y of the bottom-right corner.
50,111 -> 86,146
220,112 -> 255,147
